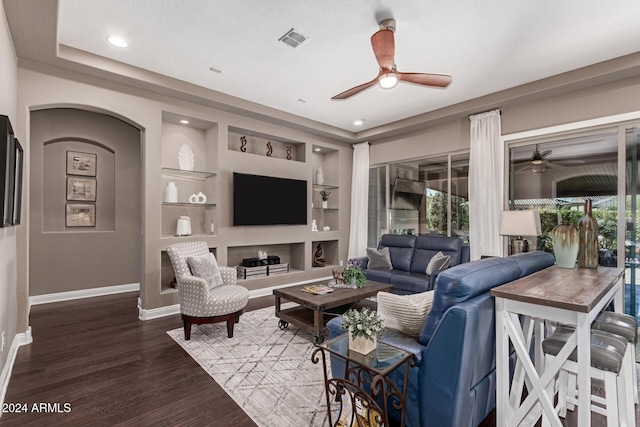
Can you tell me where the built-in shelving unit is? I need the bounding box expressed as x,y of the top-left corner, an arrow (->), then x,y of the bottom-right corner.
228,128 -> 306,162
161,167 -> 217,237
156,116 -> 348,303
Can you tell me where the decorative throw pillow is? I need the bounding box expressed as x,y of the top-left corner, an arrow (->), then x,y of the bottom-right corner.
426,251 -> 451,275
377,291 -> 435,338
186,253 -> 224,289
366,247 -> 393,270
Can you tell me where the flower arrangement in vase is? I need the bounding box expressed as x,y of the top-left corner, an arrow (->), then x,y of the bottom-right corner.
342,259 -> 367,288
340,307 -> 384,355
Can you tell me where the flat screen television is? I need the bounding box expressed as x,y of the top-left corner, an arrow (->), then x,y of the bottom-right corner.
233,172 -> 307,226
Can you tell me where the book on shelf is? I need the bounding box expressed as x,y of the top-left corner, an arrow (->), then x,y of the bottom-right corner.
302,284 -> 334,295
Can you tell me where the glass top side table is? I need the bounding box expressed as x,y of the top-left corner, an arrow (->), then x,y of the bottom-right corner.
312,333 -> 416,427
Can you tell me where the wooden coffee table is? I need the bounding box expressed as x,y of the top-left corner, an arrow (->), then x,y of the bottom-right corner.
273,281 -> 393,344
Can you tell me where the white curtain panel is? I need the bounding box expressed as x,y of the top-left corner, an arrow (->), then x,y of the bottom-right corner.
469,110 -> 503,259
348,142 -> 370,259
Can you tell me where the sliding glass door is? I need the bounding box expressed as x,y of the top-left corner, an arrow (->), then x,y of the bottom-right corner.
367,153 -> 469,246
626,127 -> 639,319
508,126 -> 639,321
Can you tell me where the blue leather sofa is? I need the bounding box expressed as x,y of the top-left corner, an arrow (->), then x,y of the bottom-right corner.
355,234 -> 471,294
327,251 -> 555,427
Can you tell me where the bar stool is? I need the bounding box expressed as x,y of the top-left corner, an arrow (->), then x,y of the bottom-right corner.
542,326 -> 634,427
592,311 -> 638,404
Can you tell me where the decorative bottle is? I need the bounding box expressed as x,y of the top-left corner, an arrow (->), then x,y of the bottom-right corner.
316,166 -> 324,185
551,221 -> 579,268
165,182 -> 178,203
577,200 -> 599,268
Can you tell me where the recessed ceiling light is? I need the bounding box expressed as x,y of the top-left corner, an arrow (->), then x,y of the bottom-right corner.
107,36 -> 128,48
353,119 -> 364,126
180,120 -> 189,124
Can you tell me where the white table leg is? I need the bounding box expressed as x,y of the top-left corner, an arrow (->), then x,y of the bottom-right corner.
496,298 -> 509,426
576,313 -> 591,427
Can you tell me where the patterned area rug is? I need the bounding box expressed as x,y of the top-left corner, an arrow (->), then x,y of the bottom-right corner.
167,305 -> 330,427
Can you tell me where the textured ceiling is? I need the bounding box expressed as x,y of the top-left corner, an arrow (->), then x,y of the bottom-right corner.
48,0 -> 640,133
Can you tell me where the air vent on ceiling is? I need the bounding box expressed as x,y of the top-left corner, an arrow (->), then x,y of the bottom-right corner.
278,28 -> 309,48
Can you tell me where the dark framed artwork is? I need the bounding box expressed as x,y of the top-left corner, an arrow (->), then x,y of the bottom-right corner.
12,138 -> 23,225
66,203 -> 96,227
66,151 -> 97,176
66,177 -> 96,201
0,115 -> 15,227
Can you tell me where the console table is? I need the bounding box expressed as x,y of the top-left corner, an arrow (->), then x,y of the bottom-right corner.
491,266 -> 624,427
311,333 -> 416,427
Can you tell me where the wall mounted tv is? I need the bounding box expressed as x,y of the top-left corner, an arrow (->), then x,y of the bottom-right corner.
233,172 -> 307,226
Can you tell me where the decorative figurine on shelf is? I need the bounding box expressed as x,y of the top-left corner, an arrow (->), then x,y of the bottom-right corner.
189,192 -> 207,204
323,226 -> 331,231
240,135 -> 247,152
266,141 -> 273,157
178,144 -> 195,171
313,243 -> 326,267
258,250 -> 267,260
311,219 -> 318,231
286,145 -> 292,160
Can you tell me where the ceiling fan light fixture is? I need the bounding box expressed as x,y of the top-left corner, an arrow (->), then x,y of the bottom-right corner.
378,72 -> 398,89
531,158 -> 543,165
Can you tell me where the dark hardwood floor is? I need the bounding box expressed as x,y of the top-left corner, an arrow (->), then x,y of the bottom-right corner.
1,291 -> 637,426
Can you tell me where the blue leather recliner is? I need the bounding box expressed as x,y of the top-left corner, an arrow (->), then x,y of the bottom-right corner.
327,251 -> 555,427
354,234 -> 471,295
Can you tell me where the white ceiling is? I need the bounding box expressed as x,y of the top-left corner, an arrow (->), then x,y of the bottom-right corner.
49,0 -> 640,133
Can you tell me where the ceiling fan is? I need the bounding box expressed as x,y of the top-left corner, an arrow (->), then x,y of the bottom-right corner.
515,145 -> 585,174
331,19 -> 452,100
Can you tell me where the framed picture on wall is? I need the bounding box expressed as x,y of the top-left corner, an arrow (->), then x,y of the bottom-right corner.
67,177 -> 96,201
12,138 -> 23,225
65,203 -> 96,227
66,151 -> 97,176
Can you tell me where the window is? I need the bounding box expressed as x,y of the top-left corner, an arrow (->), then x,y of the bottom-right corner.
367,153 -> 469,246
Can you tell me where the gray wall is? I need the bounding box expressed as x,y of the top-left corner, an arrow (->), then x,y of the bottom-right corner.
0,1 -> 18,382
29,109 -> 141,295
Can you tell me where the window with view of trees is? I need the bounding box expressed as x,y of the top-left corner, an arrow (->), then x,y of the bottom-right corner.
367,153 -> 469,247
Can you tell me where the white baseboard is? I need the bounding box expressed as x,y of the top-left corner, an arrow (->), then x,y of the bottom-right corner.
138,301 -> 181,321
0,327 -> 32,417
29,283 -> 140,306
137,276 -> 331,321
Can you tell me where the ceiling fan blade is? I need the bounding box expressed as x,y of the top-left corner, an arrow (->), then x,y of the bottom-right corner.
331,74 -> 381,100
371,29 -> 395,70
397,72 -> 452,88
540,150 -> 552,158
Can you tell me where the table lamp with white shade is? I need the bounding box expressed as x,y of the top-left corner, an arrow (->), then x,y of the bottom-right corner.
499,211 -> 542,254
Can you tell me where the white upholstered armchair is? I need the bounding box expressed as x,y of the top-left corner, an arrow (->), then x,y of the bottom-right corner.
166,241 -> 249,340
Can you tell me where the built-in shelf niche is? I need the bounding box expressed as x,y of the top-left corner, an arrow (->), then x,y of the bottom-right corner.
311,239 -> 339,269
228,128 -> 305,162
227,242 -> 305,278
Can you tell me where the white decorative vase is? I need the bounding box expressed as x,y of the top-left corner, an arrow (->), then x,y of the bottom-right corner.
348,333 -> 376,355
165,182 -> 178,203
322,200 -> 328,209
316,166 -> 324,185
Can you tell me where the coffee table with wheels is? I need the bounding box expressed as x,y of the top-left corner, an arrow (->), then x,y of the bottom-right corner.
273,281 -> 393,344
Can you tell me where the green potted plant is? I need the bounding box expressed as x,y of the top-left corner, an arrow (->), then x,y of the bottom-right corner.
342,259 -> 366,288
319,190 -> 331,209
340,307 -> 384,354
